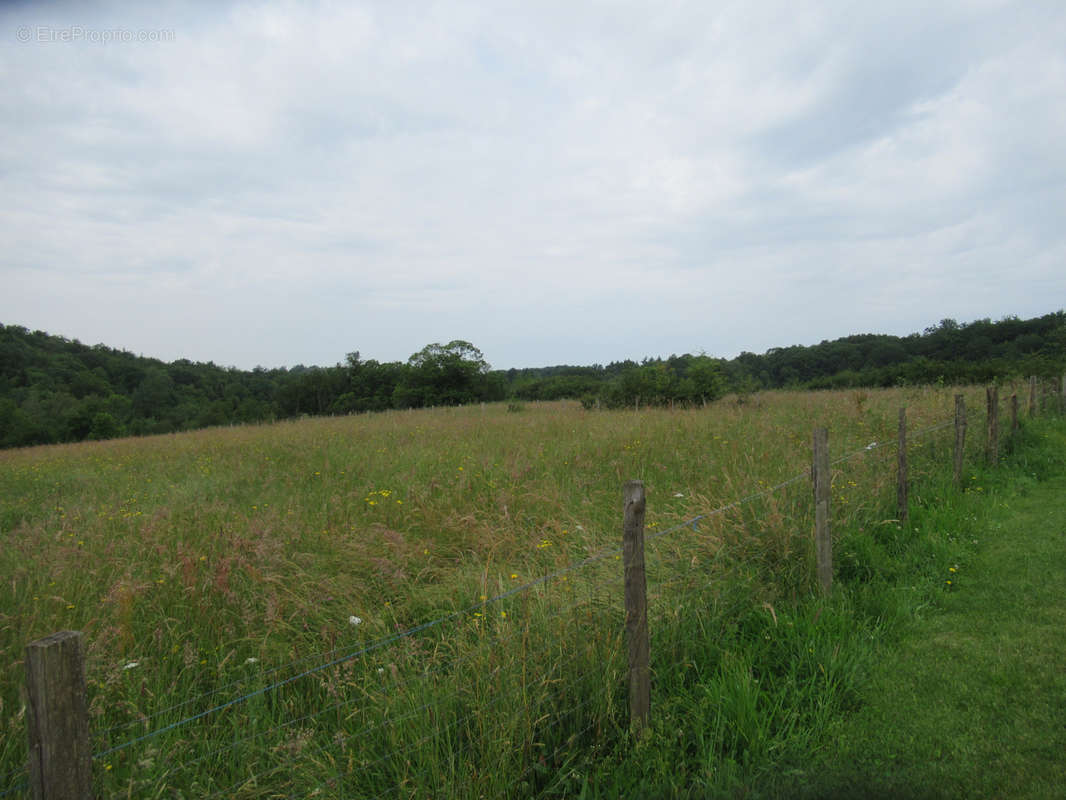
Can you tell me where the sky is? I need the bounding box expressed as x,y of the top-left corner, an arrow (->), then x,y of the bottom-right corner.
2,1 -> 1064,371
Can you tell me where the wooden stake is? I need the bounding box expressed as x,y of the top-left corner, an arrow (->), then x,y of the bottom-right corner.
622,480 -> 650,738
1029,375 -> 1037,418
986,385 -> 999,465
812,428 -> 831,594
25,631 -> 92,800
897,407 -> 908,523
953,395 -> 966,488
1011,393 -> 1019,434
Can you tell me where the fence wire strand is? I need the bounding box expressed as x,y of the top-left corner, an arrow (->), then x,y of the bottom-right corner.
201,667 -> 616,800
103,414 -> 959,763
93,531 -> 628,760
148,586 -> 621,780
30,407 -> 972,797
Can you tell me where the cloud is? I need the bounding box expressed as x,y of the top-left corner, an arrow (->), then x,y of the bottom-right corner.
1,0 -> 1064,369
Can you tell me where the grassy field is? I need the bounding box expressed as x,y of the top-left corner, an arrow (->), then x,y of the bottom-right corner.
0,385 -> 1053,797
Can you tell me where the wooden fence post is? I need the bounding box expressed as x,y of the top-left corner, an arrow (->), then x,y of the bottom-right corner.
1011,393 -> 1019,434
812,428 -> 831,594
25,631 -> 93,800
897,408 -> 908,523
1028,376 -> 1037,418
1061,373 -> 1065,415
622,480 -> 650,738
986,386 -> 999,466
953,395 -> 966,488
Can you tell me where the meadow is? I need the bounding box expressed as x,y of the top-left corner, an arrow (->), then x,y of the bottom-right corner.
0,385 -> 1030,797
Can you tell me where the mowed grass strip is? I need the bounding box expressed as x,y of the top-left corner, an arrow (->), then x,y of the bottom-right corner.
772,420 -> 1066,800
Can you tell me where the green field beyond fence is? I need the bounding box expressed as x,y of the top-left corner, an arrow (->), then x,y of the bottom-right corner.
1,380 -> 1063,797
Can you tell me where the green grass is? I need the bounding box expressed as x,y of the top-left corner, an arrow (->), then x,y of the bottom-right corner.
0,387 -> 1059,797
569,418 -> 1066,800
757,419 -> 1066,800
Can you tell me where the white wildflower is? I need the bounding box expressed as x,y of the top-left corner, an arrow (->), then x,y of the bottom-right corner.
245,657 -> 258,664
673,492 -> 684,498
349,616 -> 362,626
123,662 -> 139,670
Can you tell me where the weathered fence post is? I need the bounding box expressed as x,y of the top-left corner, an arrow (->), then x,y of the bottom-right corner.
1028,376 -> 1037,418
1010,393 -> 1019,434
986,385 -> 999,465
622,480 -> 650,738
1061,373 -> 1065,415
897,408 -> 908,523
25,631 -> 93,800
812,428 -> 831,594
953,395 -> 966,488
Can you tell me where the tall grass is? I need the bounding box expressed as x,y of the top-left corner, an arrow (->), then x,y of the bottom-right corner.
0,385 -> 1019,796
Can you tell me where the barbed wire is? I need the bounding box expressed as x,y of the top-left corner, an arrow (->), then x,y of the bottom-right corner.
57,410 -> 965,787
50,400 -> 1048,798
96,634 -> 384,741
100,412 -> 960,745
135,588 -> 621,780
96,559 -> 618,741
96,518 -> 632,746
92,529 -> 631,760
200,665 -> 617,800
644,414 -> 956,548
6,394 -> 1052,797
829,416 -> 954,468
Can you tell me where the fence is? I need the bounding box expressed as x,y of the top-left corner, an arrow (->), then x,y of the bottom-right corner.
6,376 -> 1064,798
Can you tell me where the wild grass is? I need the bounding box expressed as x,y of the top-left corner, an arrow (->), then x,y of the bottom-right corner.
0,384 -> 1034,797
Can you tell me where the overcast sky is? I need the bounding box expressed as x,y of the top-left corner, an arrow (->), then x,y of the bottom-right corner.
2,1 -> 1064,371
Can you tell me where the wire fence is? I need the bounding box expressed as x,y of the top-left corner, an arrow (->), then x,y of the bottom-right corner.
6,381 -> 1059,798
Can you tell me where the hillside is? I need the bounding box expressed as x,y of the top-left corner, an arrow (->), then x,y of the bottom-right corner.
1,311 -> 1064,448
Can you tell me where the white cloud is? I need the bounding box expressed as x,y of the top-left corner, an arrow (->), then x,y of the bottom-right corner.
1,0 -> 1064,369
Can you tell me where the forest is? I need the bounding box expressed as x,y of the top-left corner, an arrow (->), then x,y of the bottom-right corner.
1,311 -> 1064,448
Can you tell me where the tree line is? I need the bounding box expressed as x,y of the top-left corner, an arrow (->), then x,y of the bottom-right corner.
509,313 -> 1066,405
1,311 -> 1063,448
